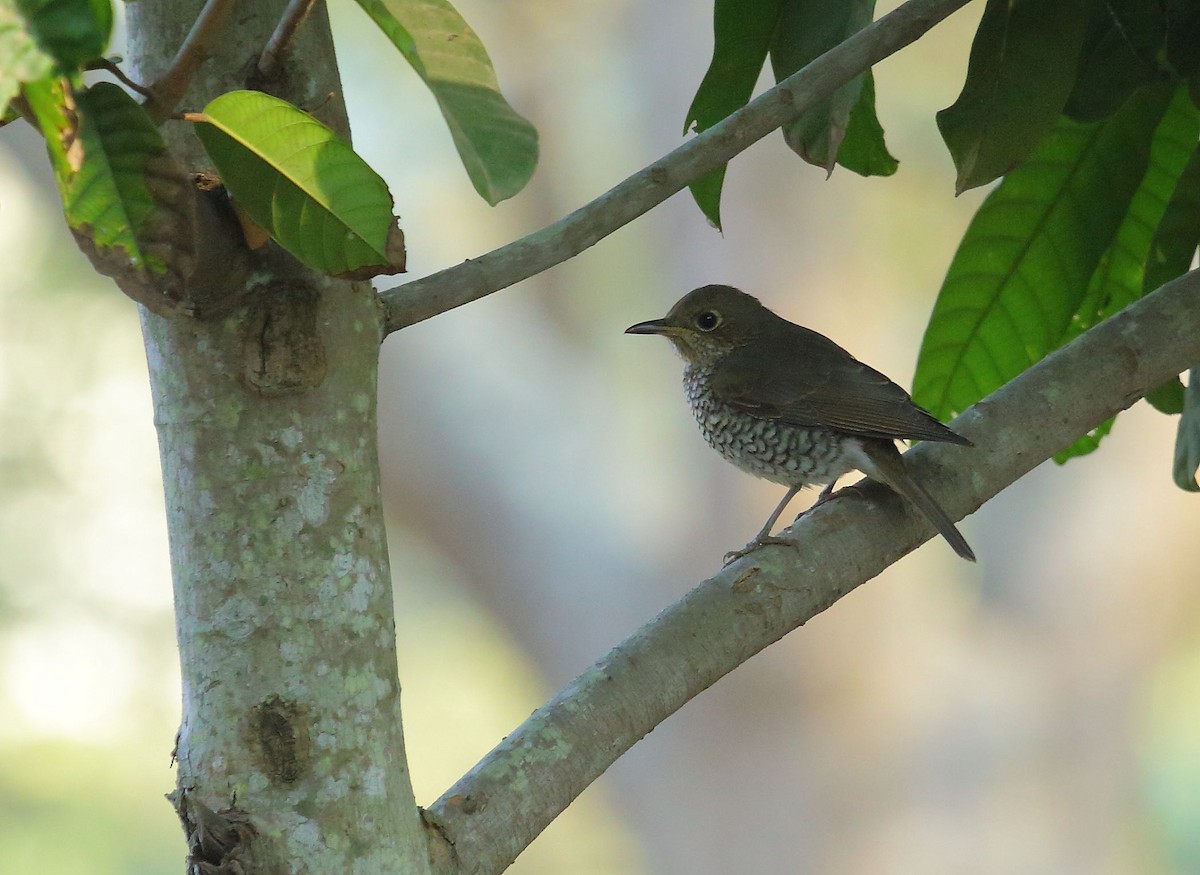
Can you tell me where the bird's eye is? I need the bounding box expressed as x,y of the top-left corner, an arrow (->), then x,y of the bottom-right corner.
695,310 -> 721,331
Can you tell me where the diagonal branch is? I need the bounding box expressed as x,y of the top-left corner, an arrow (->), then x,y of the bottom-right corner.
423,268 -> 1200,875
145,0 -> 237,121
378,0 -> 976,335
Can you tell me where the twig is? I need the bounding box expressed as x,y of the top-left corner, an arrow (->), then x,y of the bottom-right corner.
257,0 -> 320,80
88,58 -> 156,99
424,267 -> 1200,875
145,0 -> 238,122
378,0 -> 976,335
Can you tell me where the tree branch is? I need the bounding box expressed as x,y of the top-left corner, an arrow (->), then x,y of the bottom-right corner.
257,0 -> 320,80
424,268 -> 1200,875
88,58 -> 156,99
145,0 -> 237,121
378,0 -> 976,335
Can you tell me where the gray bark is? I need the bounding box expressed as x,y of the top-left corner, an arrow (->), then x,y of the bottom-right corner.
124,2 -> 429,871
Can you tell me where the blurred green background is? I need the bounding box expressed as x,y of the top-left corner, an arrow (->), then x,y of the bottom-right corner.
3,1 -> 1200,873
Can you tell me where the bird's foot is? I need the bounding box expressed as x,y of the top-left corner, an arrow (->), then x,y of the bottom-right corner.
723,534 -> 797,565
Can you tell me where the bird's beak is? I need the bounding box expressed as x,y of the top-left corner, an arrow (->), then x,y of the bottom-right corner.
625,318 -> 672,335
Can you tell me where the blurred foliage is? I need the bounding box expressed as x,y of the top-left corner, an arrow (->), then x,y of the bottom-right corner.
0,743 -> 180,874
5,1 -> 1200,874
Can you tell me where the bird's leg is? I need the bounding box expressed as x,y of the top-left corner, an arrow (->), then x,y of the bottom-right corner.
798,480 -> 849,519
811,481 -> 837,507
723,485 -> 802,565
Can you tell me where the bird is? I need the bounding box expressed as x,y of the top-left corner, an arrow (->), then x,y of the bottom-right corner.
625,284 -> 975,563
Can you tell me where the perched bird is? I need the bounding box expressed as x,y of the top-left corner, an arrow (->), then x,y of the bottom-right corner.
626,284 -> 974,563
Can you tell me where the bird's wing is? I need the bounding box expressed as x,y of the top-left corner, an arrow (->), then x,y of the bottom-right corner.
711,330 -> 969,445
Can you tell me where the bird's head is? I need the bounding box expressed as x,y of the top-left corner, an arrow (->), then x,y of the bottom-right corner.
625,284 -> 773,367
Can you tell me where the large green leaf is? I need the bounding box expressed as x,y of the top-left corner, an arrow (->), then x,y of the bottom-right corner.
1145,142 -> 1200,293
23,80 -> 195,313
769,0 -> 877,174
1065,0 -> 1165,122
684,0 -> 783,228
1054,87 -> 1200,461
1064,88 -> 1198,345
352,0 -> 537,205
937,0 -> 1089,193
914,85 -> 1175,421
193,90 -> 405,280
1142,141 -> 1200,417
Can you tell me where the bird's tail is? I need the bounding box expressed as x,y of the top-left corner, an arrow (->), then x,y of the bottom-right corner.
858,442 -> 976,562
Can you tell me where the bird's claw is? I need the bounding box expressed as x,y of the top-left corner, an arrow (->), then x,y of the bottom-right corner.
722,534 -> 797,565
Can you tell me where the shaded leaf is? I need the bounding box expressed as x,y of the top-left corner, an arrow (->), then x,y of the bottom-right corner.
1054,86 -> 1199,461
1065,0 -> 1166,122
23,79 -> 196,314
768,0 -> 876,174
1173,369 -> 1200,490
937,0 -> 1089,193
1065,87 -> 1198,343
914,84 -> 1175,421
684,0 -> 783,228
1147,377 -> 1186,414
1145,141 -> 1200,292
836,71 -> 898,177
352,0 -> 537,205
193,90 -> 405,279
1165,0 -> 1200,78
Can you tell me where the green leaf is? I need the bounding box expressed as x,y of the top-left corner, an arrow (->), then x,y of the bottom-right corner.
193,90 -> 405,280
836,70 -> 898,177
1166,0 -> 1200,78
1147,377 -> 1186,414
12,0 -> 111,68
684,0 -> 783,228
937,0 -> 1090,193
0,3 -> 51,114
1053,86 -> 1199,462
352,0 -> 537,205
768,0 -> 877,174
1173,369 -> 1200,491
23,80 -> 195,313
1054,418 -> 1116,463
914,84 -> 1175,421
1145,142 -> 1200,293
1065,0 -> 1165,122
1065,87 -> 1198,344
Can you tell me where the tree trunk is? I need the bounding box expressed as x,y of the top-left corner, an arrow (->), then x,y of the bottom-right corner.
125,2 -> 428,871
